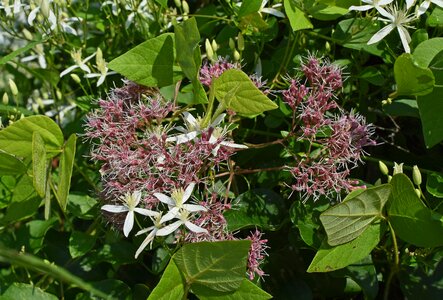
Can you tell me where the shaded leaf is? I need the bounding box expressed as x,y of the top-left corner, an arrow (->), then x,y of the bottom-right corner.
32,132 -> 47,198
427,172 -> 443,198
307,223 -> 381,272
0,152 -> 27,176
0,283 -> 57,300
417,86 -> 443,148
197,278 -> 272,300
238,0 -> 262,17
69,231 -> 97,258
394,53 -> 435,96
284,0 -> 313,31
320,185 -> 391,246
0,39 -> 45,65
0,197 -> 41,225
66,194 -> 98,220
148,259 -> 185,300
56,134 -> 76,211
383,99 -> 420,118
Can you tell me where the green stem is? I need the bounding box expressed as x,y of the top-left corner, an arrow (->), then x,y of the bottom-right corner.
384,221 -> 400,300
201,86 -> 216,128
0,245 -> 111,299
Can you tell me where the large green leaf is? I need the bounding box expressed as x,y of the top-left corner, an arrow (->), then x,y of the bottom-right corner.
307,223 -> 381,272
174,18 -> 208,104
320,185 -> 391,246
56,134 -> 76,211
224,188 -> 286,231
383,99 -> 420,118
172,240 -> 251,294
147,259 -> 185,300
32,132 -> 47,198
238,0 -> 262,17
69,231 -> 97,258
213,69 -> 277,116
412,37 -> 443,68
0,152 -> 27,176
417,86 -> 443,148
284,0 -> 313,31
15,218 -> 57,254
394,54 -> 435,96
197,279 -> 272,300
0,283 -> 58,300
387,174 -> 443,247
0,116 -> 63,158
308,0 -> 358,21
108,33 -> 182,87
427,172 -> 443,198
0,196 -> 41,225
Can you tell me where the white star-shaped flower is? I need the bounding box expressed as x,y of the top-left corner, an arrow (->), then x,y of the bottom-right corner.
349,0 -> 394,17
28,0 -> 56,30
417,0 -> 443,16
60,49 -> 96,78
156,209 -> 208,237
84,48 -> 116,87
209,126 -> 248,156
367,4 -> 417,53
101,191 -> 160,237
134,213 -> 164,258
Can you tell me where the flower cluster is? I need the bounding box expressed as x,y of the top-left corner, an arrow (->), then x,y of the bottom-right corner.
84,78 -> 268,278
349,0 -> 443,53
282,56 -> 376,202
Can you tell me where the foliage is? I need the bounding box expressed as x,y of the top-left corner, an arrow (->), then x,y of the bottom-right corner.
1,0 -> 443,299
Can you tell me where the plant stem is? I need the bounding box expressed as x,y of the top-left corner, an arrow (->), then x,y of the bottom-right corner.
384,221 -> 400,300
0,245 -> 111,299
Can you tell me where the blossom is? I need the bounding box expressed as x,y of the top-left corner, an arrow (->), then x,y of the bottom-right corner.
21,43 -> 47,68
28,0 -> 56,30
84,48 -> 116,87
246,230 -> 268,280
259,0 -> 285,18
367,4 -> 416,53
101,191 -> 160,237
156,209 -> 209,236
349,0 -> 394,17
417,0 -> 443,16
60,49 -> 96,77
154,183 -> 207,224
0,0 -> 23,17
208,126 -> 248,156
134,213 -> 164,258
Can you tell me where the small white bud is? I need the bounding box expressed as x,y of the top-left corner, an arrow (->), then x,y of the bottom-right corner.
40,0 -> 51,19
412,165 -> 422,186
205,39 -> 214,61
211,39 -> 218,52
182,0 -> 189,13
70,74 -> 81,83
415,188 -> 421,198
2,93 -> 9,105
22,28 -> 33,40
237,32 -> 245,51
379,161 -> 389,176
393,162 -> 404,175
233,50 -> 241,61
174,0 -> 181,7
8,79 -> 18,96
229,38 -> 235,50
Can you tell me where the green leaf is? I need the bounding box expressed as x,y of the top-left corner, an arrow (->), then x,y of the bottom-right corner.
412,37 -> 443,68
197,278 -> 272,300
224,188 -> 286,231
308,0 -> 357,21
0,115 -> 63,158
387,174 -> 443,247
154,0 -> 168,8
55,134 -> 76,211
427,172 -> 443,198
174,18 -> 208,104
0,39 -> 46,66
238,0 -> 262,17
69,231 -> 97,258
307,223 -> 381,273
32,132 -> 47,198
394,53 -> 435,96
15,218 -> 57,254
148,259 -> 185,300
359,66 -> 385,86
173,240 -> 251,294
0,152 -> 27,175
0,283 -> 58,300
284,0 -> 313,31
66,194 -> 98,220
213,69 -> 277,116
0,196 -> 41,225
417,86 -> 443,148
427,7 -> 443,27
0,104 -> 33,116
382,99 -> 420,118
320,185 -> 391,246
12,175 -> 37,202
108,33 -> 182,87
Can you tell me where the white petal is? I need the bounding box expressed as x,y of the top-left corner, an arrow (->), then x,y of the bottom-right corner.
48,10 -> 57,30
174,126 -> 187,133
406,0 -> 416,9
156,220 -> 183,236
367,24 -> 395,45
397,26 -> 411,53
136,226 -> 155,236
123,210 -> 134,237
62,23 -> 78,35
220,141 -> 248,149
417,1 -> 431,16
125,12 -> 135,28
160,207 -> 180,223
348,5 -> 373,11
135,230 -> 156,258
38,55 -> 47,69
101,204 -> 128,213
183,203 -> 207,212
166,131 -> 198,144
376,7 -> 392,19
182,183 -> 195,204
96,74 -> 106,87
134,208 -> 160,217
132,190 -> 142,206
79,64 -> 91,74
84,73 -> 100,79
13,0 -> 21,14
60,65 -> 78,77
83,52 -> 97,63
28,7 -> 40,26
210,113 -> 226,127
154,193 -> 175,205
182,111 -> 198,127
261,7 -> 285,17
184,221 -> 208,234
378,0 -> 394,5
432,0 -> 443,7
211,144 -> 221,156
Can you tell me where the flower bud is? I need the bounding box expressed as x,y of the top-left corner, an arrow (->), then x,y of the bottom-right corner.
174,0 -> 181,7
412,165 -> 422,186
70,74 -> 81,83
233,50 -> 241,61
229,38 -> 235,50
8,79 -> 18,96
237,32 -> 245,51
379,160 -> 389,176
22,28 -> 33,40
205,39 -> 214,61
393,162 -> 403,175
388,175 -> 392,183
211,39 -> 218,52
2,93 -> 9,105
415,188 -> 421,198
56,89 -> 62,100
182,0 -> 189,13
40,0 -> 51,19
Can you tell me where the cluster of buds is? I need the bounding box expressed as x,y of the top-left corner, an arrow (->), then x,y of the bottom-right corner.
282,55 -> 376,202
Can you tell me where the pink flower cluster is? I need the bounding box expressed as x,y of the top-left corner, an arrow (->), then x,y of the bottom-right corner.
282,56 -> 376,202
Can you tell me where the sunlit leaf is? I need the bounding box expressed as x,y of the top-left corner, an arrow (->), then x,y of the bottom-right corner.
56,134 -> 76,211
0,152 -> 27,176
32,132 -> 47,198
147,259 -> 185,300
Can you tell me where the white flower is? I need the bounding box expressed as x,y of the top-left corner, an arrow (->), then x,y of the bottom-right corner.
417,0 -> 443,16
1,0 -> 24,17
349,0 -> 394,17
259,0 -> 285,18
166,112 -> 226,144
21,43 -> 47,68
84,48 -> 116,87
367,4 -> 417,53
28,0 -> 56,30
154,183 -> 207,224
406,0 -> 416,9
156,209 -> 208,236
60,49 -> 96,77
101,191 -> 160,237
209,126 -> 248,156
134,213 -> 164,258
124,0 -> 154,29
